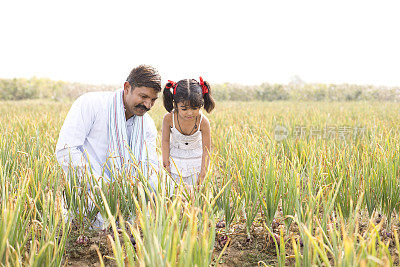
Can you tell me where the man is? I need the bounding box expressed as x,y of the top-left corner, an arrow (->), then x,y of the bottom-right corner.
56,65 -> 161,227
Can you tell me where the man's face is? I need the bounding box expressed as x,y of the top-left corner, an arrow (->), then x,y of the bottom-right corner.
123,82 -> 159,118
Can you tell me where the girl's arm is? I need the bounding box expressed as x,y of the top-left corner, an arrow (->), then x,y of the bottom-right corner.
198,116 -> 211,185
161,113 -> 172,173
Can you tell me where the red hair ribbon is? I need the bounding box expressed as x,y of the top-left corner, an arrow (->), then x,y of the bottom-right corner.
199,76 -> 208,95
166,80 -> 177,95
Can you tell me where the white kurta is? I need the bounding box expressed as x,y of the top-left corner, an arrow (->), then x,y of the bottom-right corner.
55,91 -> 159,182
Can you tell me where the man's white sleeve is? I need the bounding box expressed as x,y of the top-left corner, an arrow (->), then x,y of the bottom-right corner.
144,118 -> 160,188
55,94 -> 95,174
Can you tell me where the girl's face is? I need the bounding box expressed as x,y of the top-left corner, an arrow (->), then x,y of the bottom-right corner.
176,102 -> 200,121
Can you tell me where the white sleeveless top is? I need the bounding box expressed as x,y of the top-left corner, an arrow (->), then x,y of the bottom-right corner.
170,110 -> 203,177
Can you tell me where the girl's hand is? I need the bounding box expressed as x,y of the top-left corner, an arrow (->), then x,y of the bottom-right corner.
182,184 -> 195,202
195,183 -> 204,193
163,162 -> 171,174
185,184 -> 194,192
198,171 -> 206,185
195,176 -> 205,193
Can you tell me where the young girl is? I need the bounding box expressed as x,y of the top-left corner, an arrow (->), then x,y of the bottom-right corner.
161,77 -> 215,188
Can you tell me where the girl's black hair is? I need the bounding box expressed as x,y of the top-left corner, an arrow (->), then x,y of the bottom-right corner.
202,80 -> 215,113
163,81 -> 175,112
163,78 -> 215,113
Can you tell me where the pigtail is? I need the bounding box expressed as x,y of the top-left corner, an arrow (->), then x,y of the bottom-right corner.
163,81 -> 175,112
202,81 -> 215,113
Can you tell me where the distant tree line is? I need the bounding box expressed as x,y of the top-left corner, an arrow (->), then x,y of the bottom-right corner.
1,77 -> 399,101
0,77 -> 115,101
212,81 -> 400,101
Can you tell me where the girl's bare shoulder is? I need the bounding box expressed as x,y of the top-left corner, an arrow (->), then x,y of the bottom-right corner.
200,114 -> 210,130
163,112 -> 173,126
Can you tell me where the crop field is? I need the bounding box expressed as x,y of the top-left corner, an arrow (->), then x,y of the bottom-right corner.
1,100 -> 400,266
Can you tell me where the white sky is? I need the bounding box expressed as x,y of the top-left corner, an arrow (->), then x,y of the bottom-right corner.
1,0 -> 400,86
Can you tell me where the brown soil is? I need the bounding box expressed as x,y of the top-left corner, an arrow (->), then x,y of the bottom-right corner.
212,220 -> 280,266
64,229 -> 116,267
64,212 -> 400,266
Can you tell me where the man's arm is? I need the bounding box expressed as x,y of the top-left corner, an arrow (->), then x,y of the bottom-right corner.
56,94 -> 96,175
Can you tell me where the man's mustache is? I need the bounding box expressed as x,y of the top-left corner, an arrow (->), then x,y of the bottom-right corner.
135,104 -> 150,111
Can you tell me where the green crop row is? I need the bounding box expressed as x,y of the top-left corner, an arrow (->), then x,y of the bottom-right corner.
0,100 -> 399,266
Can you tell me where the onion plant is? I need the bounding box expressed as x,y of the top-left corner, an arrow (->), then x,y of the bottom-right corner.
259,156 -> 283,229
